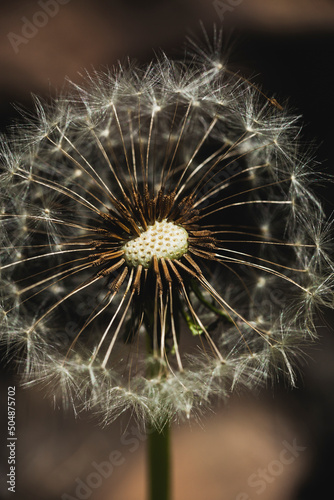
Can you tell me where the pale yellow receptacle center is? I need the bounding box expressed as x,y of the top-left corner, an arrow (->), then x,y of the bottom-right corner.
122,219 -> 188,268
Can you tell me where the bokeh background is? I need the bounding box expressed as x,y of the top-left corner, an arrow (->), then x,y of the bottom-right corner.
1,1 -> 334,499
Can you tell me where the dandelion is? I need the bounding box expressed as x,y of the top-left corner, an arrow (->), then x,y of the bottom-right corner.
0,31 -> 333,438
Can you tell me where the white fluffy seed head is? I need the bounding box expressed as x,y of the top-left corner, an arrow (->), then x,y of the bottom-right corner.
122,219 -> 188,268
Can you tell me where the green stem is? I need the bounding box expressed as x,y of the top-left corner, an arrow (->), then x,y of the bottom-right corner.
144,302 -> 171,500
147,423 -> 171,500
190,279 -> 233,322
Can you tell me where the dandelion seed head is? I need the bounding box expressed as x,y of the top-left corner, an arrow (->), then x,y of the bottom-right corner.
0,28 -> 333,427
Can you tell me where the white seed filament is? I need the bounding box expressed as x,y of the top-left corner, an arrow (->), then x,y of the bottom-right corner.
122,219 -> 189,268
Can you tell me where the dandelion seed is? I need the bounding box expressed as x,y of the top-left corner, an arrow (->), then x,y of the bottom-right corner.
0,32 -> 333,427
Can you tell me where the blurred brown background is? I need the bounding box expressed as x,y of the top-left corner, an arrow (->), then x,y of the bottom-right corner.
1,1 -> 334,499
